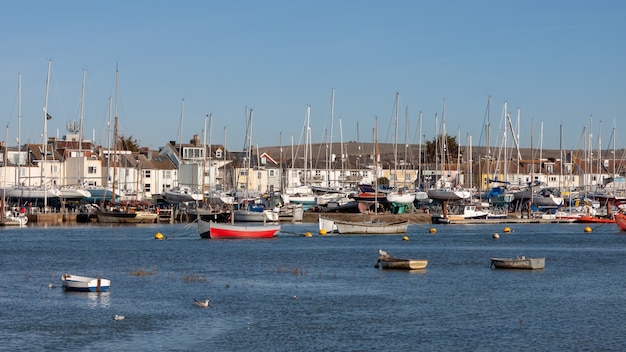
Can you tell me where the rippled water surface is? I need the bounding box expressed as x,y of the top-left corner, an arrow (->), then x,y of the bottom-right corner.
1,221 -> 625,351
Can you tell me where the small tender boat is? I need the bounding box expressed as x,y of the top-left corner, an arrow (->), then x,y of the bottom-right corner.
490,256 -> 545,270
318,216 -> 338,234
197,218 -> 280,239
333,219 -> 409,234
376,250 -> 428,270
61,274 -> 110,292
615,213 -> 626,231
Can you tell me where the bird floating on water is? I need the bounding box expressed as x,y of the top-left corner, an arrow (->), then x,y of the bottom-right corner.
194,299 -> 210,308
114,315 -> 125,320
48,283 -> 56,289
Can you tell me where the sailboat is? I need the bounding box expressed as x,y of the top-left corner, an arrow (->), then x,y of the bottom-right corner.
97,67 -> 135,222
386,94 -> 415,209
281,105 -> 316,210
233,109 -> 279,222
321,117 -> 409,234
57,69 -> 92,201
427,104 -> 471,201
5,61 -> 62,205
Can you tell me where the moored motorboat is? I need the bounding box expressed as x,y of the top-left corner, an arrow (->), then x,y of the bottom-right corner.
490,256 -> 545,270
376,250 -> 428,270
61,273 -> 110,292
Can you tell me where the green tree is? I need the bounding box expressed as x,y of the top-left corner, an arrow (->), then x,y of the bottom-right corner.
424,134 -> 459,163
377,176 -> 389,188
118,135 -> 140,152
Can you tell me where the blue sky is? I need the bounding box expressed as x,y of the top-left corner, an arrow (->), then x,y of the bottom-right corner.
1,1 -> 624,154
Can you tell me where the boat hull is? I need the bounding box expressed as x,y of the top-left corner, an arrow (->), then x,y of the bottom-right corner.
61,274 -> 110,292
318,216 -> 338,234
198,218 -> 280,239
96,211 -> 138,223
576,215 -> 615,224
378,258 -> 428,270
427,188 -> 471,201
233,209 -> 279,222
334,220 -> 409,234
616,213 -> 626,231
490,257 -> 545,270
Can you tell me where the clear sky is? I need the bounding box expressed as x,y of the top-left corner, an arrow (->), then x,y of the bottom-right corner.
1,1 -> 624,155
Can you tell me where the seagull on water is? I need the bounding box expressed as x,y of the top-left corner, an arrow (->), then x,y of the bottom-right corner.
194,299 -> 210,308
114,315 -> 125,320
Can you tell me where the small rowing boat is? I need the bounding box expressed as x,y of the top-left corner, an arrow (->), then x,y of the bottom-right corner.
490,256 -> 545,270
61,274 -> 110,292
376,249 -> 428,270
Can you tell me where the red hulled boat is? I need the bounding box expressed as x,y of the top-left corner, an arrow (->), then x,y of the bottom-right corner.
615,213 -> 626,232
197,218 -> 280,239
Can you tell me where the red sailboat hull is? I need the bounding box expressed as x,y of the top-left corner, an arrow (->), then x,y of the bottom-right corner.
615,213 -> 626,231
198,218 -> 280,239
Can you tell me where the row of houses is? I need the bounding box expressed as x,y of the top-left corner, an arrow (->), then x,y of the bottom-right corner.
1,130 -> 624,202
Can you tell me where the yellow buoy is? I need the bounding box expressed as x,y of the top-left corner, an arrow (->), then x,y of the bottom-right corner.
493,233 -> 500,239
429,228 -> 437,234
305,232 -> 312,237
402,235 -> 409,241
584,226 -> 592,233
319,229 -> 327,235
503,227 -> 511,233
154,232 -> 165,240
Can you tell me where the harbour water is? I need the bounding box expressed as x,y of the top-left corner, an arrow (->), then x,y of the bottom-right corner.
1,222 -> 625,351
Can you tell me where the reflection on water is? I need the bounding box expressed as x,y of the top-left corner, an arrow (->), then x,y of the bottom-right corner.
62,290 -> 111,308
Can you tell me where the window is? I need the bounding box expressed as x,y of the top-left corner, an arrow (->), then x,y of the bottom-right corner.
163,170 -> 172,179
144,184 -> 151,192
143,170 -> 151,178
183,147 -> 204,160
88,166 -> 97,174
215,149 -> 222,158
257,172 -> 262,179
269,170 -> 275,177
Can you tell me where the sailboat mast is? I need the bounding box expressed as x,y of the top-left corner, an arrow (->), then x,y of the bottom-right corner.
375,116 -> 379,215
16,73 -> 22,186
328,88 -> 334,188
303,105 -> 310,186
78,69 -> 86,155
42,60 -> 51,212
404,106 -> 409,189
112,65 -> 119,204
339,117 -> 345,190
418,111 -> 423,190
393,92 -> 399,189
202,114 -> 208,197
